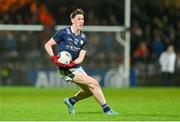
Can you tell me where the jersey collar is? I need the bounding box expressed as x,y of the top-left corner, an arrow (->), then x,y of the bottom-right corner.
70,26 -> 80,36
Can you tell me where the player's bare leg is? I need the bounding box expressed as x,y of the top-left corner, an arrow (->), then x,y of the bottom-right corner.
73,83 -> 92,101
71,72 -> 118,115
73,72 -> 106,105
64,83 -> 92,114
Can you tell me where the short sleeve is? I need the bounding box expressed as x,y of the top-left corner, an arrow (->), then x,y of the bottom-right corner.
82,35 -> 88,50
52,30 -> 64,44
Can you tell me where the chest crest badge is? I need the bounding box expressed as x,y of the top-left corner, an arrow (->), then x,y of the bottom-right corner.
80,40 -> 84,45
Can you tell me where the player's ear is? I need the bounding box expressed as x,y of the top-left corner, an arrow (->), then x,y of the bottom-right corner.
71,18 -> 74,24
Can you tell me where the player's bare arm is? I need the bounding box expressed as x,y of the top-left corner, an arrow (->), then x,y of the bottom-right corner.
45,38 -> 71,68
45,38 -> 56,56
73,50 -> 86,64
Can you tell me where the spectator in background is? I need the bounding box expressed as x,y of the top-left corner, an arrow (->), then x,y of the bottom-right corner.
100,32 -> 113,65
38,4 -> 54,28
131,21 -> 143,58
134,41 -> 149,63
1,64 -> 11,85
176,52 -> 180,74
159,45 -> 176,86
4,31 -> 18,59
151,30 -> 165,60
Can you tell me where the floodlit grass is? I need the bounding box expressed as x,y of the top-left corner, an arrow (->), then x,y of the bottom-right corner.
0,87 -> 180,121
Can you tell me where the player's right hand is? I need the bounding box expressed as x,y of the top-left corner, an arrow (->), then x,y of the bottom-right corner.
51,55 -> 69,68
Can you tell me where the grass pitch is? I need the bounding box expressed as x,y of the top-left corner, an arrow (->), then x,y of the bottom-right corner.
0,87 -> 180,121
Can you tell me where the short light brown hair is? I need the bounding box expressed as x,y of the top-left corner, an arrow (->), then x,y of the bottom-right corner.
70,8 -> 84,19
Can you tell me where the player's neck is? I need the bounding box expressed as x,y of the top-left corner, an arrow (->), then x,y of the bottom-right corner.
71,26 -> 80,35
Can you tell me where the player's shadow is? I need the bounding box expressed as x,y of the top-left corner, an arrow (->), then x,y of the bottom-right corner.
77,111 -> 102,115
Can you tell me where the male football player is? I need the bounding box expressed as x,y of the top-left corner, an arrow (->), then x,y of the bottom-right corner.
45,8 -> 118,115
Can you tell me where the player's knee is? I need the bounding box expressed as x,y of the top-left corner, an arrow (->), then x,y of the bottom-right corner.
89,79 -> 100,90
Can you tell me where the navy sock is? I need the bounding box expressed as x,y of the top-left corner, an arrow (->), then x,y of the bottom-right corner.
69,97 -> 76,105
101,103 -> 111,112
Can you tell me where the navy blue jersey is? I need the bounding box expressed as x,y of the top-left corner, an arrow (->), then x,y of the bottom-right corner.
53,27 -> 88,61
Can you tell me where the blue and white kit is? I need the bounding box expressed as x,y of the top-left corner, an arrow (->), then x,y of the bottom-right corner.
52,27 -> 88,81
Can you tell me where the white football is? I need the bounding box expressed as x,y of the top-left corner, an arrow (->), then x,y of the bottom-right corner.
58,51 -> 72,64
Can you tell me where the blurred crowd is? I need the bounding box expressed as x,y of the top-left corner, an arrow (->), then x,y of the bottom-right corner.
131,0 -> 180,64
0,0 -> 123,27
0,0 -> 180,85
130,0 -> 180,82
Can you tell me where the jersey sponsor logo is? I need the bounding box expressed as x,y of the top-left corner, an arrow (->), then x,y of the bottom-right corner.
67,37 -> 79,46
74,38 -> 79,45
66,45 -> 80,52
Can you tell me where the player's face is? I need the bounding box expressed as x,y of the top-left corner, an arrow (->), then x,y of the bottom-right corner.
72,14 -> 84,30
